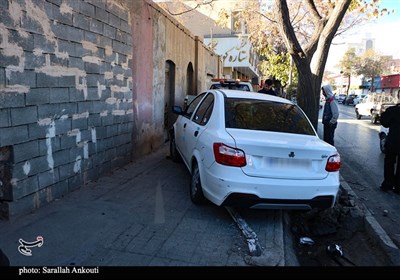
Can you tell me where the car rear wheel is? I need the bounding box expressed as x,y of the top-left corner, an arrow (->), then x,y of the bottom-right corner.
355,110 -> 361,120
169,131 -> 181,162
190,162 -> 206,204
371,114 -> 379,124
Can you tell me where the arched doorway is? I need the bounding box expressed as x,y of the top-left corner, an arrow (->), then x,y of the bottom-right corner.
164,60 -> 176,142
186,62 -> 194,96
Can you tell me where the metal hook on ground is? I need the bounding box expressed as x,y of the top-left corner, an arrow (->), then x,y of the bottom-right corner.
326,244 -> 356,266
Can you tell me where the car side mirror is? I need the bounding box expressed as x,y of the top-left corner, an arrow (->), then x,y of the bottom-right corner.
172,105 -> 183,115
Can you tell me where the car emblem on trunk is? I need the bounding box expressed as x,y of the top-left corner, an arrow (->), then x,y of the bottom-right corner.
288,152 -> 295,158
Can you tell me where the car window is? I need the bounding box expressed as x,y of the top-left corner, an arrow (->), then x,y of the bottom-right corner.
210,83 -> 251,91
236,85 -> 251,91
210,84 -> 222,90
193,94 -> 214,125
224,98 -> 315,135
184,93 -> 206,119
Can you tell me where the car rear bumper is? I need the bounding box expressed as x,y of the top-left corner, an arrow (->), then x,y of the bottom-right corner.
200,162 -> 339,210
222,193 -> 335,210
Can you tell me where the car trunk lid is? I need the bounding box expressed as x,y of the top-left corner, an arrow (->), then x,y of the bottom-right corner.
226,129 -> 335,180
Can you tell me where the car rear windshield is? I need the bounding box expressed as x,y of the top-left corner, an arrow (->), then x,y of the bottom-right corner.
224,98 -> 315,135
210,83 -> 251,91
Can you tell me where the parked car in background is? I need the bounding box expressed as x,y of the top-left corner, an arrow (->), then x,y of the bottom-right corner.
185,79 -> 254,109
335,94 -> 347,104
352,94 -> 367,106
170,89 -> 341,210
371,96 -> 398,124
343,94 -> 357,105
356,93 -> 397,124
209,79 -> 254,91
355,94 -> 377,122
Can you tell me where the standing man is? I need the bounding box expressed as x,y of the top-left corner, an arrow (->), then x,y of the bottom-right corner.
379,90 -> 400,193
258,79 -> 277,96
321,84 -> 339,146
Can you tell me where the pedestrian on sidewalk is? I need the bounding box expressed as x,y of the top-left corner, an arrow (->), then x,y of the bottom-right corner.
379,90 -> 400,193
321,84 -> 339,146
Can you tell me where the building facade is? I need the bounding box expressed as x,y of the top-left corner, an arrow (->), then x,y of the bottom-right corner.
380,74 -> 400,96
156,0 -> 260,89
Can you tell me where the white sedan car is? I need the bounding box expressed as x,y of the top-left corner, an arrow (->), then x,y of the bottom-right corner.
170,90 -> 340,210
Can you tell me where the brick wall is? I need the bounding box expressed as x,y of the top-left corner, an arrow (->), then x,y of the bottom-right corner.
0,0 -> 133,219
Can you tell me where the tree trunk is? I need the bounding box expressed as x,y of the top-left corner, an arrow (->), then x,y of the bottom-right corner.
370,73 -> 375,92
346,74 -> 351,95
296,61 -> 319,129
275,0 -> 351,131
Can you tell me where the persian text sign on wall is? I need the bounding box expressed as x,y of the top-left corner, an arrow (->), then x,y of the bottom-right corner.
205,37 -> 252,67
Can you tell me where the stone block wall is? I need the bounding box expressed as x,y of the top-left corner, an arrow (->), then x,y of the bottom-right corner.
0,0 -> 133,219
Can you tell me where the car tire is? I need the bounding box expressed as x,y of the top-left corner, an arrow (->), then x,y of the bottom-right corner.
190,162 -> 206,204
380,134 -> 386,154
169,131 -> 181,162
355,110 -> 361,120
371,114 -> 379,124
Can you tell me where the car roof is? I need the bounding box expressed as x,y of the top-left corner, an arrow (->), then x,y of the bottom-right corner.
209,89 -> 292,104
211,80 -> 251,84
210,81 -> 253,91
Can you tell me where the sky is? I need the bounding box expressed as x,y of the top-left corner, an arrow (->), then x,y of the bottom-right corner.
326,0 -> 400,72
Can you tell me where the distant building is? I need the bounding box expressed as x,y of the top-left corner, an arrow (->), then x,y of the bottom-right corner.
325,32 -> 400,95
347,33 -> 375,55
156,0 -> 260,89
359,76 -> 381,94
385,58 -> 400,74
380,74 -> 400,95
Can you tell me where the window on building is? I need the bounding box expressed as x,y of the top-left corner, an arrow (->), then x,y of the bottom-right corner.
366,39 -> 373,50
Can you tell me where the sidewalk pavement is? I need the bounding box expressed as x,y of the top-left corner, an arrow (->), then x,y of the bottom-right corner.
0,144 -> 297,270
340,178 -> 400,265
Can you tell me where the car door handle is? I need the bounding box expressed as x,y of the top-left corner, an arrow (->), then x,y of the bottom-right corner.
194,131 -> 199,137
183,123 -> 187,128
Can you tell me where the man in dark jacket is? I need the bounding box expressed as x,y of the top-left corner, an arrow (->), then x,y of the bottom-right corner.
0,249 -> 10,266
258,79 -> 277,96
380,91 -> 400,193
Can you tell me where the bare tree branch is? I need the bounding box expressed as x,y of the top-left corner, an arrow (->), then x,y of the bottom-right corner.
290,1 -> 305,26
335,15 -> 364,37
165,0 -> 216,16
275,0 -> 305,59
312,0 -> 352,78
302,0 -> 326,57
257,11 -> 276,24
305,0 -> 322,21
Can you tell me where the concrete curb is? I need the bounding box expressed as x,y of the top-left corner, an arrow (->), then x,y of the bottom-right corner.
340,176 -> 400,266
225,206 -> 262,257
282,211 -> 300,266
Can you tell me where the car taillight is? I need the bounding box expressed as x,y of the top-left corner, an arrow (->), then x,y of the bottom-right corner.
325,154 -> 340,172
213,143 -> 246,167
